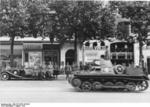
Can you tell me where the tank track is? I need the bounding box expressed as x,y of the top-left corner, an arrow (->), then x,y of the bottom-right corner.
69,75 -> 149,92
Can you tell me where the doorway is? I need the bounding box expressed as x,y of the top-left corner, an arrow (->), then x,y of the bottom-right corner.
65,49 -> 75,65
147,57 -> 150,74
44,50 -> 59,65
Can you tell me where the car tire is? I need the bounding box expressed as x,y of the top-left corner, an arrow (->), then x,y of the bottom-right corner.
0,72 -> 10,80
13,70 -> 20,75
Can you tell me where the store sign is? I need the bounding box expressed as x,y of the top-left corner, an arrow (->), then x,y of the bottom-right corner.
43,44 -> 60,50
29,52 -> 42,67
23,43 -> 42,50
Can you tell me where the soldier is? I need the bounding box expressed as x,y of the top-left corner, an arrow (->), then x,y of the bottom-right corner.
53,63 -> 59,79
65,63 -> 72,80
48,61 -> 54,78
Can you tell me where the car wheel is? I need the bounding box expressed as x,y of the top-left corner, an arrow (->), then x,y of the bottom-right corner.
13,70 -> 19,75
0,72 -> 10,80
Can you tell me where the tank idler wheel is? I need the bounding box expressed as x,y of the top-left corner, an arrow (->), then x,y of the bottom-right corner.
71,78 -> 82,88
92,81 -> 102,90
126,82 -> 136,91
0,72 -> 10,80
81,81 -> 92,92
137,80 -> 149,91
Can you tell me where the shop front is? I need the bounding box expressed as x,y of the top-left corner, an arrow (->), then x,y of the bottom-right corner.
23,43 -> 42,67
23,43 -> 60,67
0,37 -> 81,68
43,44 -> 60,66
0,41 -> 23,68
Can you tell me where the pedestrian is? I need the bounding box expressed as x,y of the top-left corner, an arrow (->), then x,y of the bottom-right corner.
5,63 -> 11,71
60,62 -> 65,74
48,61 -> 54,78
65,63 -> 72,80
53,63 -> 59,79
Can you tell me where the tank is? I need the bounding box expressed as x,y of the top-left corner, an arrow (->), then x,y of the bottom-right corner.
68,59 -> 149,92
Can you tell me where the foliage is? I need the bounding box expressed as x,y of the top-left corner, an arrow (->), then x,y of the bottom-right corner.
0,0 -> 116,66
109,1 -> 150,39
48,1 -> 115,42
0,0 -> 28,37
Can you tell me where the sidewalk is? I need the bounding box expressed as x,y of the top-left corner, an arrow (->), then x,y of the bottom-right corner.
56,74 -> 66,81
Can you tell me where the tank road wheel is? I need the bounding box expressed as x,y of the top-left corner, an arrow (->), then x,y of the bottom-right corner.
115,82 -> 125,91
115,82 -> 124,86
81,81 -> 92,92
126,82 -> 136,91
137,81 -> 149,91
92,81 -> 102,90
104,82 -> 114,86
71,78 -> 82,88
0,72 -> 10,80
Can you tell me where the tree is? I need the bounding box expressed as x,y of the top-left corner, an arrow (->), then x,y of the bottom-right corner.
48,1 -> 115,66
0,0 -> 116,67
25,0 -> 54,39
109,1 -> 150,67
0,0 -> 28,67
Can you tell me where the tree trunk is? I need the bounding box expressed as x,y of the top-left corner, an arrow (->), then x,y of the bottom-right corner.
74,32 -> 78,67
10,35 -> 15,67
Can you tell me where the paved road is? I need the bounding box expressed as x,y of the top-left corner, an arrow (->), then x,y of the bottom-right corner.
0,75 -> 150,103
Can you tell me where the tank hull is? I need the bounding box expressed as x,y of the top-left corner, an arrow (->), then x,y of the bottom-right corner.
69,74 -> 149,92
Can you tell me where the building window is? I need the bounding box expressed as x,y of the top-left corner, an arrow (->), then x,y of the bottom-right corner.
147,40 -> 150,46
25,53 -> 28,62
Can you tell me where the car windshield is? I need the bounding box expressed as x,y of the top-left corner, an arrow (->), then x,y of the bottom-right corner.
95,68 -> 101,71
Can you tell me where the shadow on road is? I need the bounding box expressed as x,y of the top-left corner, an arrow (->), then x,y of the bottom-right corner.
68,88 -> 145,93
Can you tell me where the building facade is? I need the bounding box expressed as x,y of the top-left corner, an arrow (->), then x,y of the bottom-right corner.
0,37 -> 109,68
0,37 -> 83,68
1,36 -> 150,74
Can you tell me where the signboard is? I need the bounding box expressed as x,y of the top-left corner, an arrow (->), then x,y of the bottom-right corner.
29,52 -> 42,67
83,40 -> 107,64
84,49 -> 105,63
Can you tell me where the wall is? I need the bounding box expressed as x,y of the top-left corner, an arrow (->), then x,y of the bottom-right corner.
60,42 -> 82,66
134,43 -> 150,66
0,44 -> 23,67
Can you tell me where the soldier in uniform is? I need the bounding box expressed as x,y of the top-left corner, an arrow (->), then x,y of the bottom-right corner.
65,63 -> 72,80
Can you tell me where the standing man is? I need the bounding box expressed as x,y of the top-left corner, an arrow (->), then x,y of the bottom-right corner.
65,63 -> 72,80
53,63 -> 59,79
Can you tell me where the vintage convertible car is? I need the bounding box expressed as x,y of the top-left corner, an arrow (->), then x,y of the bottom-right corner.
0,67 -> 54,80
